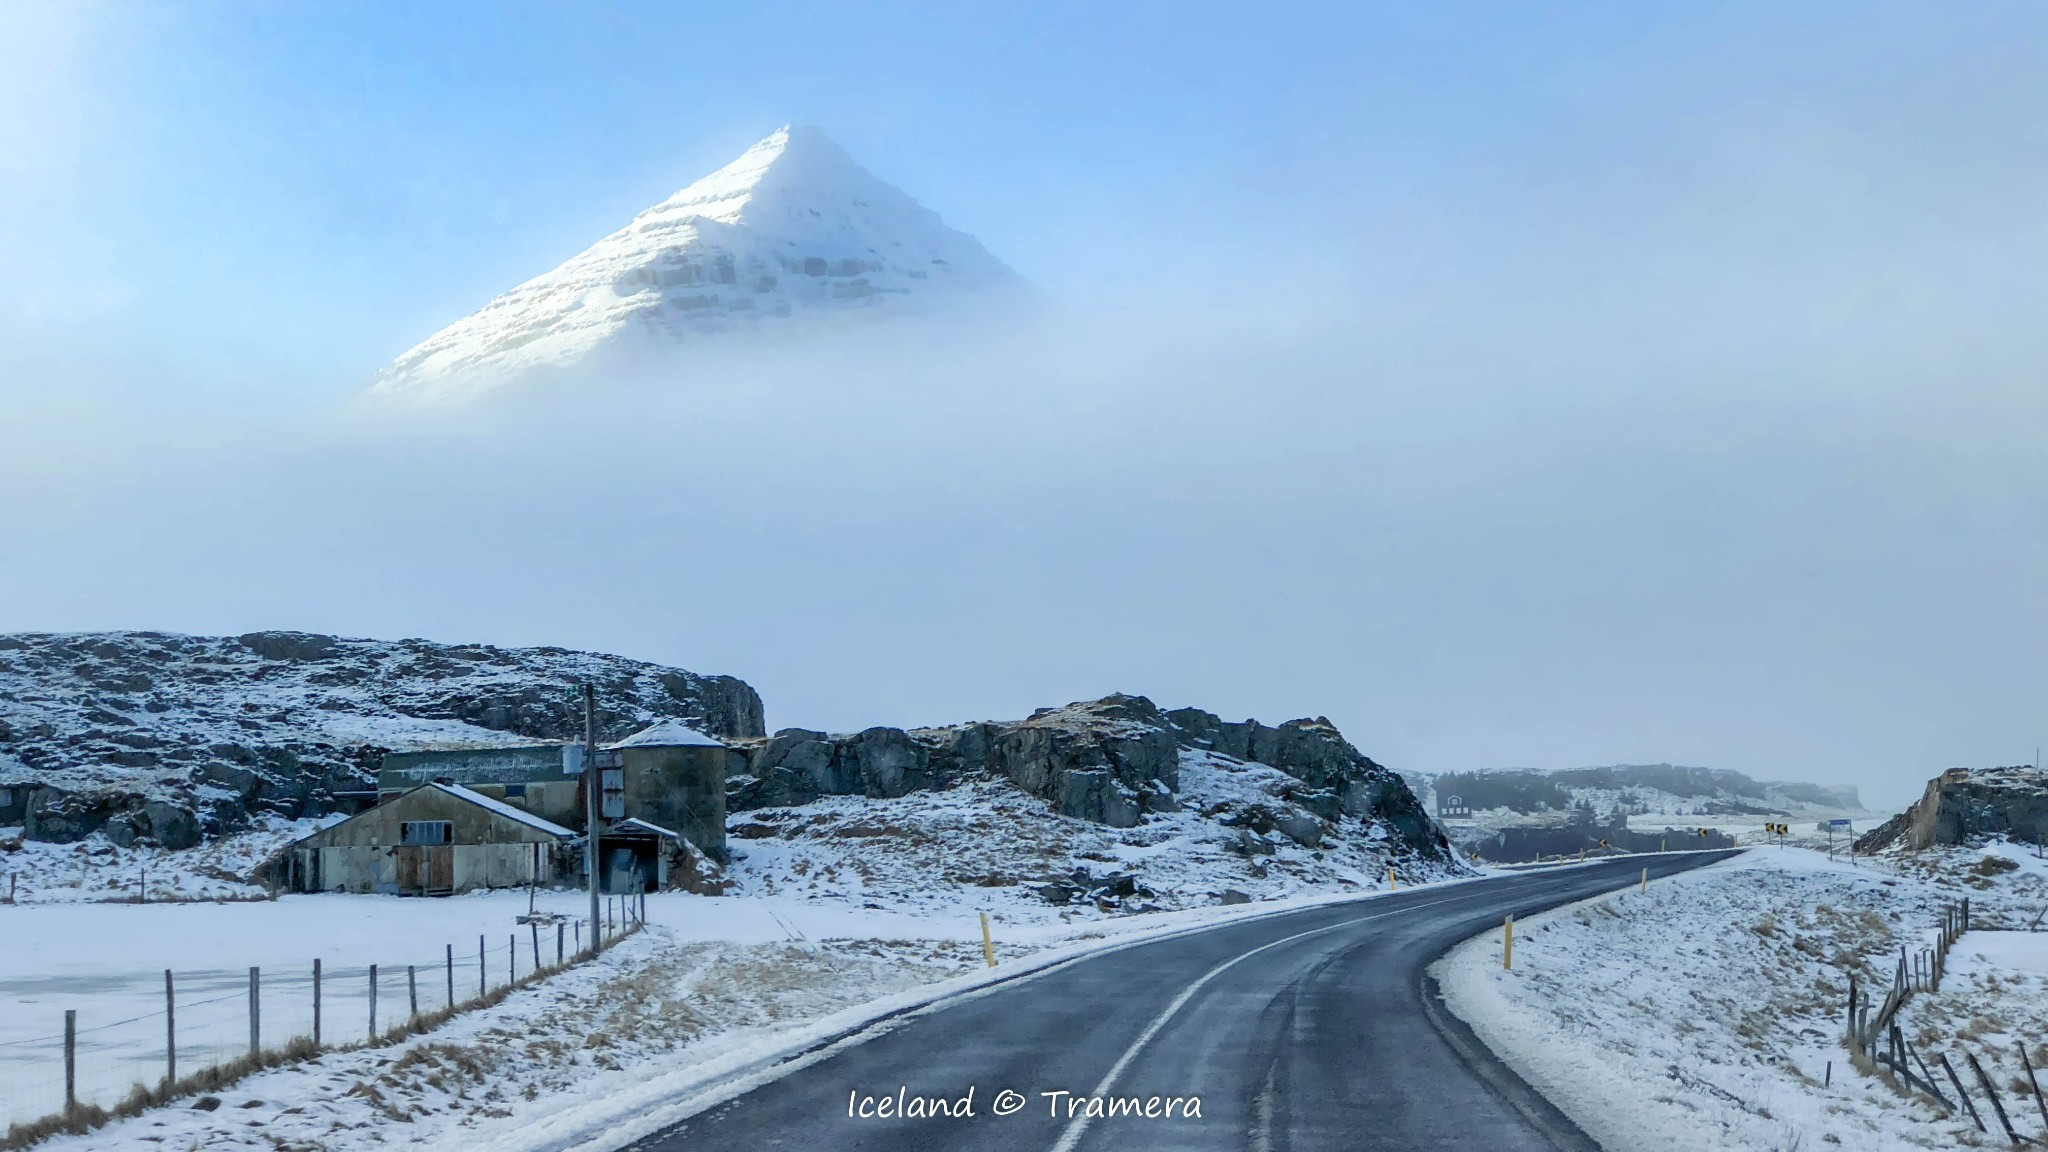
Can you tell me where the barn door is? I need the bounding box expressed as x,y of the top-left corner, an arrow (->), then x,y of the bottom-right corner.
429,846 -> 454,894
396,846 -> 423,893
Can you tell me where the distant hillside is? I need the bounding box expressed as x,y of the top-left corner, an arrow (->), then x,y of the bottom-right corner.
1416,763 -> 1862,819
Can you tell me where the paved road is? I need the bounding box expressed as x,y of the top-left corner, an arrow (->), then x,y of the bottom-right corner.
627,852 -> 1739,1152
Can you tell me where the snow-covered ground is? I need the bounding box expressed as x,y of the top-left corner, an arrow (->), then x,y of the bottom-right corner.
0,750 -> 1459,1141
5,876 -> 1467,1152
0,815 -> 334,904
1435,842 -> 2048,1151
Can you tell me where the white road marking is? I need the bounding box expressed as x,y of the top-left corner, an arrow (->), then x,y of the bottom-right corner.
1046,896 -> 1457,1152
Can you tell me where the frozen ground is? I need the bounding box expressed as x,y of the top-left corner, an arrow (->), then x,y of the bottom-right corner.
8,877 -> 1463,1152
1435,842 -> 2048,1151
0,815 -> 335,904
0,759 -> 1457,1139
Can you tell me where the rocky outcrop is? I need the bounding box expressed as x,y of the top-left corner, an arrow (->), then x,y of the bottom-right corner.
728,693 -> 1450,861
1856,766 -> 2048,853
0,630 -> 762,845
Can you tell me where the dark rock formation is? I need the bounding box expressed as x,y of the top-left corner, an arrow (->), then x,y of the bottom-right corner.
1855,766 -> 2047,853
729,692 -> 1451,862
0,630 -> 762,845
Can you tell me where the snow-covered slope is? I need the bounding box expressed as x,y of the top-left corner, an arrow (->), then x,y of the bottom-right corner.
0,630 -> 763,847
369,125 -> 1027,401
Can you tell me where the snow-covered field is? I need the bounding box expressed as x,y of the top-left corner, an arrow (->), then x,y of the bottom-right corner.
5,876 -> 1468,1152
1435,842 -> 2048,1151
0,750 -> 1459,1142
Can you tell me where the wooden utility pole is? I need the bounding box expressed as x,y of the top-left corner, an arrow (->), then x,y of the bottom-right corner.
583,683 -> 602,954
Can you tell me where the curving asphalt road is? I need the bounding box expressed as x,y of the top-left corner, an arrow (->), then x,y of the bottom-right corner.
624,851 -> 1739,1152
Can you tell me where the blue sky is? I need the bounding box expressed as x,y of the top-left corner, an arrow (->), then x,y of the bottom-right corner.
2,2 -> 2044,801
10,1 -> 2041,384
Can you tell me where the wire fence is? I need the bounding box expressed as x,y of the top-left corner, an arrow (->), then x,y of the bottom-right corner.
0,894 -> 648,1136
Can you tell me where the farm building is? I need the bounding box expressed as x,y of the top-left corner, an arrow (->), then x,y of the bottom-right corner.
269,720 -> 734,895
278,782 -> 575,895
372,721 -> 730,860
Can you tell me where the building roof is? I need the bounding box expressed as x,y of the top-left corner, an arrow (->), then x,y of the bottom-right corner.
605,720 -> 724,749
423,782 -> 577,838
607,816 -> 682,840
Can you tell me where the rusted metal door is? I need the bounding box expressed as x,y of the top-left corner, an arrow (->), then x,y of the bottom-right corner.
428,846 -> 454,893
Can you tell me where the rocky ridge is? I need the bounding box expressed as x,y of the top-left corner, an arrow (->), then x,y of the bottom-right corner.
1855,766 -> 2047,853
728,693 -> 1448,863
1,631 -> 1449,872
0,631 -> 763,847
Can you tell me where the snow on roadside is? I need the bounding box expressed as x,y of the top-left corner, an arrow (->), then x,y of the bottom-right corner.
1433,845 -> 2048,1152
20,878 -> 1464,1152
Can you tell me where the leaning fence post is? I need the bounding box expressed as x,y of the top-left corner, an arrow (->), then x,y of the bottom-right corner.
1967,1052 -> 2021,1145
368,964 -> 378,1042
312,958 -> 322,1049
248,966 -> 261,1058
2021,1045 -> 2048,1136
1943,1053 -> 1987,1133
164,969 -> 176,1086
531,922 -> 540,973
1906,1038 -> 1949,1108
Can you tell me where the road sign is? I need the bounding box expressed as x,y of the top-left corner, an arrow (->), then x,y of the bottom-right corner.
1829,818 -> 1853,827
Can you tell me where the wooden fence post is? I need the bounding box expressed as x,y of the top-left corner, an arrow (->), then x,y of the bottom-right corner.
63,1010 -> 75,1113
1503,915 -> 1514,970
164,969 -> 176,1086
1967,1052 -> 2020,1145
2021,1046 -> 2048,1135
445,944 -> 454,1009
531,923 -> 540,973
509,933 -> 516,983
407,965 -> 418,1023
312,958 -> 322,1049
248,966 -> 261,1058
557,922 -> 565,966
1906,1039 -> 1950,1109
1942,1053 -> 1987,1133
477,935 -> 485,999
368,964 -> 378,1041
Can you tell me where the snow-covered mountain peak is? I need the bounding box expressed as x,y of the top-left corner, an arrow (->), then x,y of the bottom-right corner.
368,125 -> 1026,402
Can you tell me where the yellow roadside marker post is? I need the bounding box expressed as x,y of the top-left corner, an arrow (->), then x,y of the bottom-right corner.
1640,867 -> 1647,894
1503,915 -> 1514,970
1388,864 -> 1397,890
979,912 -> 996,967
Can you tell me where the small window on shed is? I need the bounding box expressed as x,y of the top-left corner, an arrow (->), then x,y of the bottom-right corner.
503,784 -> 527,798
400,820 -> 453,846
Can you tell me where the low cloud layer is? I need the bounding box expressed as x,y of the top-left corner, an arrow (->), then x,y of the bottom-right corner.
3,285 -> 2041,808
